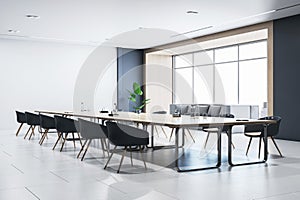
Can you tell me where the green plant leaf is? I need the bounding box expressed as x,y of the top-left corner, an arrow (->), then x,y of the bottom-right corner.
142,99 -> 151,103
136,104 -> 145,110
130,93 -> 136,99
129,97 -> 136,102
133,82 -> 143,96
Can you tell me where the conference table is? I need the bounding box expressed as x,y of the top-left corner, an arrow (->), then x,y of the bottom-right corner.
35,110 -> 275,172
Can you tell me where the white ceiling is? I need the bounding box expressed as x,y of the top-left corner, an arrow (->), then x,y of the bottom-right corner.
0,0 -> 300,48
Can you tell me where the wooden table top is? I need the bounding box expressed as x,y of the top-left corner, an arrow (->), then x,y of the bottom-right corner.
35,110 -> 276,128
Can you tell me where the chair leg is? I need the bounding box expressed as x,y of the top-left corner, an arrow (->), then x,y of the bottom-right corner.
154,126 -> 159,137
28,126 -> 36,140
186,129 -> 195,143
204,132 -> 211,149
245,137 -> 252,156
103,139 -> 110,157
77,133 -> 83,147
139,145 -> 147,170
72,133 -> 76,148
16,123 -> 24,136
41,129 -> 49,144
77,139 -> 88,158
117,146 -> 127,173
52,133 -> 62,150
60,133 -> 68,152
160,126 -> 168,138
39,131 -> 45,145
270,136 -> 283,157
24,125 -> 32,139
39,129 -> 49,145
169,128 -> 174,142
104,146 -> 117,170
258,137 -> 262,159
129,146 -> 133,166
100,139 -> 106,157
81,139 -> 92,161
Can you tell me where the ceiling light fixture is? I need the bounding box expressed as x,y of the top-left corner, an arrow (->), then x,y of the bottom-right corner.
26,14 -> 40,19
276,3 -> 300,11
187,10 -> 198,14
171,26 -> 213,37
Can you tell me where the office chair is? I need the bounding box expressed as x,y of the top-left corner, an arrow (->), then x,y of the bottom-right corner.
39,114 -> 57,145
15,111 -> 27,136
77,118 -> 109,161
203,114 -> 235,149
24,112 -> 41,140
104,122 -> 149,173
53,116 -> 82,152
244,116 -> 282,158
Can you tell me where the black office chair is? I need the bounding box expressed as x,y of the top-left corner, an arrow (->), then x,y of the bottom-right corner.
15,111 -> 27,136
24,112 -> 41,140
77,118 -> 109,161
104,122 -> 149,173
39,114 -> 57,145
53,116 -> 82,152
244,116 -> 282,158
203,114 -> 235,149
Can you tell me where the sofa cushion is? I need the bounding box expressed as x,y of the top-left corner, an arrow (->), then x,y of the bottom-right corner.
175,105 -> 189,114
186,105 -> 196,115
207,105 -> 221,117
195,105 -> 209,115
187,105 -> 209,115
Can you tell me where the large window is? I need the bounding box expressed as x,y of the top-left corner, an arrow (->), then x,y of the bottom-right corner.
173,40 -> 268,111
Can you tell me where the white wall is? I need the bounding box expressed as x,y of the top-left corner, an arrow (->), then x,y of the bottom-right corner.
0,38 -> 116,130
145,53 -> 173,113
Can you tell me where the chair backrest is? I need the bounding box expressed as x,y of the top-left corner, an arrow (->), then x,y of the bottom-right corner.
16,111 -> 26,123
261,116 -> 281,137
25,112 -> 40,126
222,114 -> 235,132
54,115 -> 78,133
245,116 -> 281,137
39,114 -> 56,129
78,118 -> 107,139
106,122 -> 149,146
208,105 -> 222,117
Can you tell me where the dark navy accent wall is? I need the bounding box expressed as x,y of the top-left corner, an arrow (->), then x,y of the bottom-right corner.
117,48 -> 144,112
274,14 -> 300,141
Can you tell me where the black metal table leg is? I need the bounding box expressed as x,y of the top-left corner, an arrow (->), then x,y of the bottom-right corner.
228,124 -> 268,166
149,125 -> 179,150
151,124 -> 154,148
176,127 -> 222,172
182,128 -> 185,147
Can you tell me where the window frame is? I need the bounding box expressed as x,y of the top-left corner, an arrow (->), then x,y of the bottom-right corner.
172,39 -> 268,105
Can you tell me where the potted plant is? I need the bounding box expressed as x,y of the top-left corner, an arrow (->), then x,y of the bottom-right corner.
128,82 -> 150,113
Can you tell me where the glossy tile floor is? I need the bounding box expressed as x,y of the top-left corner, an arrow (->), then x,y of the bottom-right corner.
1,127 -> 300,200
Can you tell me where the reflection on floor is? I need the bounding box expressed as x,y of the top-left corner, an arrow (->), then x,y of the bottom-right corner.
0,127 -> 300,200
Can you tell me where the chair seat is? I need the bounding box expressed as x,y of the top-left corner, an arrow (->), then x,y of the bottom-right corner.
244,132 -> 262,137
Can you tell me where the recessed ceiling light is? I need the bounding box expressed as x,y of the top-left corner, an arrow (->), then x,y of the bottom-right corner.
26,14 -> 40,19
187,10 -> 198,14
8,29 -> 20,33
